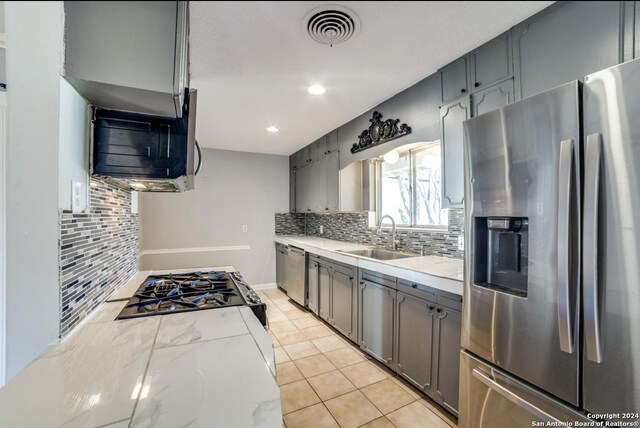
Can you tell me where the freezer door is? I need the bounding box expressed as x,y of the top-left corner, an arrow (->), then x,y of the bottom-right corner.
462,82 -> 581,405
459,351 -> 588,428
583,59 -> 640,418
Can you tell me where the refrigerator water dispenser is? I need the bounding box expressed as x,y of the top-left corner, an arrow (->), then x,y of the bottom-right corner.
473,217 -> 529,297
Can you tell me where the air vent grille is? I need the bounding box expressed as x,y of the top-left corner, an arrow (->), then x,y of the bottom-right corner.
305,6 -> 360,47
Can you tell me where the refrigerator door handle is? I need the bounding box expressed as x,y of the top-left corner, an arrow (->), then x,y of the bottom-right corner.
472,368 -> 563,423
557,139 -> 575,354
584,132 -> 603,363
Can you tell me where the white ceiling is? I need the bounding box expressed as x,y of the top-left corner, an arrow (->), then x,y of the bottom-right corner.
190,1 -> 553,156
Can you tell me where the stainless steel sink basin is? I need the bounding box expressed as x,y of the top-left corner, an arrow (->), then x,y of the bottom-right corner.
337,248 -> 416,260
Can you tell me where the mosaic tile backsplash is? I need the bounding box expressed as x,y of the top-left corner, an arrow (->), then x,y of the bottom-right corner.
59,179 -> 139,337
275,209 -> 464,259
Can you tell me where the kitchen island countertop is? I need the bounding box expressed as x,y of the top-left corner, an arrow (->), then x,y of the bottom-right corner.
0,267 -> 280,428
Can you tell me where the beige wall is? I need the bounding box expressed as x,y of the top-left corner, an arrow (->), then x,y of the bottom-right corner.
139,148 -> 289,285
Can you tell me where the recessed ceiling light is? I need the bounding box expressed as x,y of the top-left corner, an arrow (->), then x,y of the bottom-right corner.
308,84 -> 326,95
266,126 -> 279,133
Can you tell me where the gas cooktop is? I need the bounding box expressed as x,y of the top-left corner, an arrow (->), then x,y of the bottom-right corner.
116,270 -> 267,326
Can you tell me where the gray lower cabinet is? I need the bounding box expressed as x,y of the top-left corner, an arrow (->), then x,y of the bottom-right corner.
359,279 -> 396,368
331,264 -> 356,340
275,243 -> 286,289
318,263 -> 331,322
471,78 -> 514,117
440,95 -> 470,207
395,291 -> 435,391
433,306 -> 462,415
309,256 -> 357,341
307,259 -> 319,315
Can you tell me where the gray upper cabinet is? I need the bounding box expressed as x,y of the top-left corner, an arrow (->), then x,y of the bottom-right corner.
289,169 -> 296,212
396,291 -> 435,392
472,78 -> 515,117
301,145 -> 312,165
434,306 -> 462,416
360,280 -> 395,368
441,57 -> 469,103
64,1 -> 189,118
325,152 -> 340,211
440,95 -> 470,207
309,160 -> 326,211
327,131 -> 339,154
295,152 -> 339,212
513,1 -> 622,100
331,264 -> 356,340
469,33 -> 512,92
294,164 -> 311,212
293,150 -> 305,170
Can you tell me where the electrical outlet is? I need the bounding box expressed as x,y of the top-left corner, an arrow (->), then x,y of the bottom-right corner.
458,236 -> 464,251
71,181 -> 82,213
242,225 -> 248,232
319,225 -> 324,235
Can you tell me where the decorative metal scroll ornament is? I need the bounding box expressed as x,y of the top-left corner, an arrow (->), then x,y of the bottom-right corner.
350,111 -> 412,154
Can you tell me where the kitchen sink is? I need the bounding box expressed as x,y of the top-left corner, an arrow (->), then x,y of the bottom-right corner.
337,248 -> 416,260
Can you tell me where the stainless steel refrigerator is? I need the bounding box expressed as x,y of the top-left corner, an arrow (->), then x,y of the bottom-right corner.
459,58 -> 640,427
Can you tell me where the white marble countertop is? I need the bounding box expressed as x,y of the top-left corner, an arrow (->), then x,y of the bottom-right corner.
275,235 -> 463,296
0,267 -> 280,428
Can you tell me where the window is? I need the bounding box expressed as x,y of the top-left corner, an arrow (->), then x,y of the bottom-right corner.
377,142 -> 448,228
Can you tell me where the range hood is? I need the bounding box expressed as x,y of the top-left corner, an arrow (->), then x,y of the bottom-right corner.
90,89 -> 200,192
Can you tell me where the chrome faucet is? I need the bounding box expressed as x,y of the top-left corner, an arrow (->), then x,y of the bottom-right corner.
377,215 -> 399,251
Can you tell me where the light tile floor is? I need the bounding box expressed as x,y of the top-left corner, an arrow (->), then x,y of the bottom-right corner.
258,288 -> 458,428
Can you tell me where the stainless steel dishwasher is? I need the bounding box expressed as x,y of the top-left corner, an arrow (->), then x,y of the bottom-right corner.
283,246 -> 306,306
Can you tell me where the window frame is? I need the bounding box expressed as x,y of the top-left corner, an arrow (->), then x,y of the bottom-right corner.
375,143 -> 448,230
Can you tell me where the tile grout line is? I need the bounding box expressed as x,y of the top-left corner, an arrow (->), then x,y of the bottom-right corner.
269,290 -> 457,426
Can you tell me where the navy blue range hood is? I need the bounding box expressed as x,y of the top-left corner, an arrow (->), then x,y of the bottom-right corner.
91,89 -> 199,192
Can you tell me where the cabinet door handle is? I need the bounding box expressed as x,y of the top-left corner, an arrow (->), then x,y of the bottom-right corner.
429,306 -> 434,311
472,368 -> 563,423
436,308 -> 442,313
411,283 -> 417,288
474,82 -> 480,88
557,139 -> 576,355
461,88 -> 467,93
584,133 -> 603,363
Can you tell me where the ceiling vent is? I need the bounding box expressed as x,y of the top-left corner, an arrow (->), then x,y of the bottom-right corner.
304,5 -> 361,47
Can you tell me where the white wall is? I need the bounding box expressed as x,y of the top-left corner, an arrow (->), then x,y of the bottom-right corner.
139,148 -> 289,284
58,78 -> 89,211
5,1 -> 64,380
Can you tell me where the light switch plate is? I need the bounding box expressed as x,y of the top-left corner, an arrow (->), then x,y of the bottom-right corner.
458,236 -> 464,251
71,181 -> 82,213
242,225 -> 248,232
